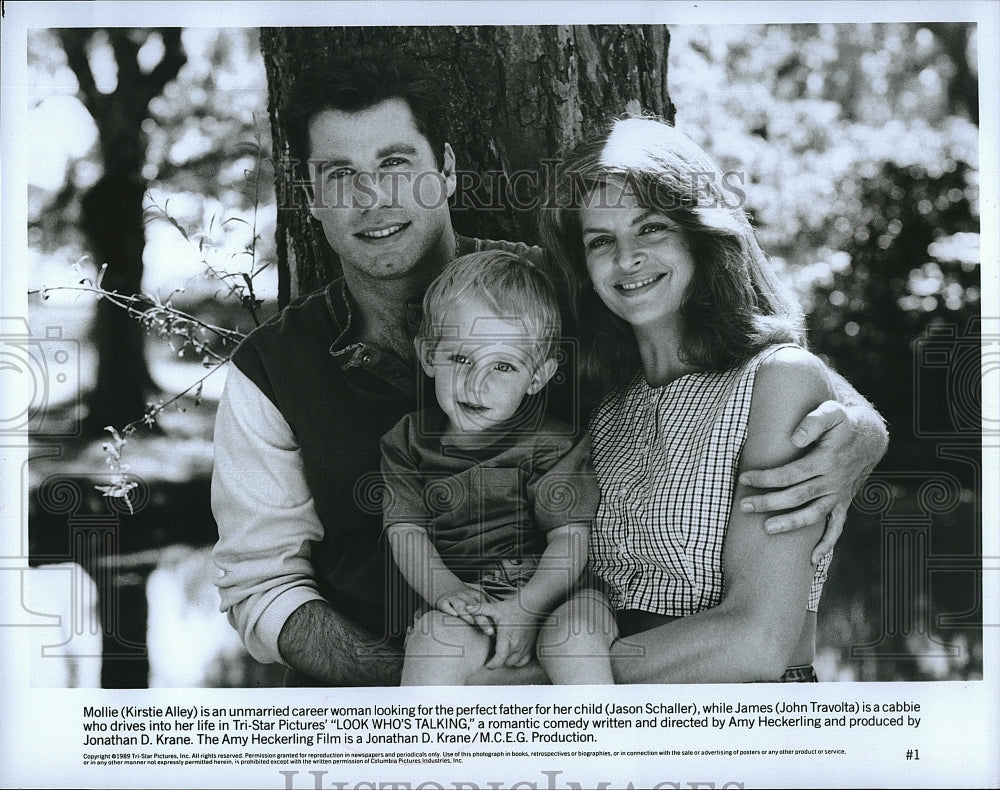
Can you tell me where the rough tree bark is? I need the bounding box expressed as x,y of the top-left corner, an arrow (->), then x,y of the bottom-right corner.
57,29 -> 186,433
259,26 -> 673,305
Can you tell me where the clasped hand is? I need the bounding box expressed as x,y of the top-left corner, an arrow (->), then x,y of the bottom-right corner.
435,587 -> 540,669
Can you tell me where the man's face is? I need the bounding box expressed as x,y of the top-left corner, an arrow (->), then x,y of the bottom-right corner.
307,98 -> 456,280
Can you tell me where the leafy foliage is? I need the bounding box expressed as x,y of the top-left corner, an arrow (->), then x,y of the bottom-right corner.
667,23 -> 980,472
95,426 -> 140,512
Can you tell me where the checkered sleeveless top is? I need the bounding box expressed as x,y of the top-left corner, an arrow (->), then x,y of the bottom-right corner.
588,344 -> 831,616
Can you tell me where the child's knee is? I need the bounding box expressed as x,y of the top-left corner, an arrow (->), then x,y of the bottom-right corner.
407,610 -> 482,655
539,595 -> 615,652
537,602 -> 573,651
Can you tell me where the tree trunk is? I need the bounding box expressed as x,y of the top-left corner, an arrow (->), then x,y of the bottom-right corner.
58,28 -> 186,432
260,26 -> 673,304
81,175 -> 154,431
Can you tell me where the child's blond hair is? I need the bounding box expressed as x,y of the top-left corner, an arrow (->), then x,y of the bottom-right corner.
419,250 -> 561,366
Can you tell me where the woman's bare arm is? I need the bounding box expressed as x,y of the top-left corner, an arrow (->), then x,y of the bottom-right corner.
611,348 -> 835,683
738,365 -> 888,562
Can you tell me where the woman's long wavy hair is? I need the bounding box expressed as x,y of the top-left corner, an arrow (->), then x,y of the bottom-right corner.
538,116 -> 806,403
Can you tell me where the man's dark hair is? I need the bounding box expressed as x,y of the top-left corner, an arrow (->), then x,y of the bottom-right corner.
284,50 -> 449,172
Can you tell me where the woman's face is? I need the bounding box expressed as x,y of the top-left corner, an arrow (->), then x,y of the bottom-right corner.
580,181 -> 695,330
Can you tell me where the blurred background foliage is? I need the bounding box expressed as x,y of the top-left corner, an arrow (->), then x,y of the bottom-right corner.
28,27 -> 274,265
667,23 -> 980,464
667,23 -> 982,682
28,28 -> 278,426
26,23 -> 982,685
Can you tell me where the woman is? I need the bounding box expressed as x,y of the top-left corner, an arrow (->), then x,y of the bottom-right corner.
539,116 -> 835,683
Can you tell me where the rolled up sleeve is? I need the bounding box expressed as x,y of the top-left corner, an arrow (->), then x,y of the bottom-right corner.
210,365 -> 326,665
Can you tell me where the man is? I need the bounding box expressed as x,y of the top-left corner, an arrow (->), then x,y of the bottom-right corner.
211,52 -> 888,686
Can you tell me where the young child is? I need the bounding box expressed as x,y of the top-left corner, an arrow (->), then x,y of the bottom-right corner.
381,250 -> 614,685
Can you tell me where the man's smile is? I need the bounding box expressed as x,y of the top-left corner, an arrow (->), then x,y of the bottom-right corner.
356,222 -> 409,240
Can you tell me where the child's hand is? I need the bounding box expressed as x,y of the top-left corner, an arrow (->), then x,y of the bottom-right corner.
478,600 -> 541,669
434,587 -> 494,633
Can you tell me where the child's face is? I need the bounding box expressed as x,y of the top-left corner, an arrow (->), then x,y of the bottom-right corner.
419,296 -> 557,434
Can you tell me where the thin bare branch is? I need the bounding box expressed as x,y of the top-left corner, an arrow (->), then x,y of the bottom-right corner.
56,29 -> 102,113
28,284 -> 247,349
143,28 -> 187,105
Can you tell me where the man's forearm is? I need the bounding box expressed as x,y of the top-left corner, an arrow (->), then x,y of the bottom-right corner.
277,600 -> 403,686
826,367 -> 889,467
827,367 -> 884,423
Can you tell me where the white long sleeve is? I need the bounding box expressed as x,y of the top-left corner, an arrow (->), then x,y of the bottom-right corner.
210,365 -> 326,665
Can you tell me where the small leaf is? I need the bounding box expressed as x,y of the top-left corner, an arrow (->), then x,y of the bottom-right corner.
103,426 -> 126,450
95,481 -> 138,515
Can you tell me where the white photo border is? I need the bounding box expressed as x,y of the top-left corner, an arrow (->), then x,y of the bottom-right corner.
2,2 -> 997,789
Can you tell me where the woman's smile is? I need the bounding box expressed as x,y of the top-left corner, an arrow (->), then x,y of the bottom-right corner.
616,271 -> 668,294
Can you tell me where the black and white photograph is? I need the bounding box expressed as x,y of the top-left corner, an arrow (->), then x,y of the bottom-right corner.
1,1 -> 997,788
